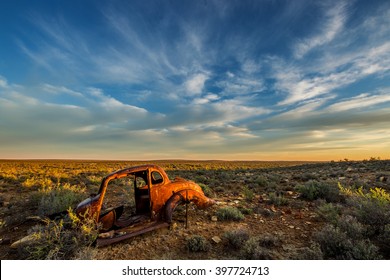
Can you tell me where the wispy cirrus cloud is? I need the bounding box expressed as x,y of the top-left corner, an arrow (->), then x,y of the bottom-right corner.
274,4 -> 390,107
293,1 -> 349,59
327,91 -> 390,112
2,0 -> 390,160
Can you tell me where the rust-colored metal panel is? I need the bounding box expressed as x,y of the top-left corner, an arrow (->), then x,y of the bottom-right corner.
75,164 -> 215,246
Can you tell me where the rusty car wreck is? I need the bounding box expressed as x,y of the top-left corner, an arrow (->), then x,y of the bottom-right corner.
75,164 -> 215,246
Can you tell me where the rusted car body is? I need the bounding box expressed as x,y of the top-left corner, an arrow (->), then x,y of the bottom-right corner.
75,164 -> 215,246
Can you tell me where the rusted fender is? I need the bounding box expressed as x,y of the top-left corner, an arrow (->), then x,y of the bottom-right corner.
164,189 -> 215,223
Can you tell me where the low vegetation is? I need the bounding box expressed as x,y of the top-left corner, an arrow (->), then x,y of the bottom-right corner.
0,159 -> 389,259
17,209 -> 98,260
186,235 -> 211,252
216,207 -> 245,221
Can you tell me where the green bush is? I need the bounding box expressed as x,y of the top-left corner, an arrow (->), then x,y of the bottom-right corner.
294,243 -> 323,260
198,183 -> 214,198
186,235 -> 211,252
238,207 -> 253,215
314,224 -> 381,260
216,207 -> 244,221
224,228 -> 250,249
239,234 -> 280,260
337,215 -> 365,239
347,196 -> 390,235
18,208 -> 98,260
378,224 -> 390,257
296,181 -> 341,202
315,203 -> 342,224
268,192 -> 289,206
254,175 -> 269,188
243,186 -> 254,202
35,183 -> 86,216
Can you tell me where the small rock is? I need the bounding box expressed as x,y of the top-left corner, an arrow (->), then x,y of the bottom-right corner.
99,231 -> 115,239
211,216 -> 218,222
286,191 -> 294,196
0,238 -> 11,245
305,221 -> 312,225
11,235 -> 37,249
346,167 -> 353,172
212,236 -> 222,244
296,227 -> 301,230
288,225 -> 295,229
259,219 -> 265,223
338,177 -> 346,180
379,176 -> 386,182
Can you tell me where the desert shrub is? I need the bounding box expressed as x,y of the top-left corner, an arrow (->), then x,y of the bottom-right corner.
294,243 -> 323,260
314,224 -> 380,260
256,233 -> 281,248
19,208 -> 98,260
339,183 -> 390,203
315,203 -> 342,224
253,207 -> 274,217
267,192 -> 289,206
35,183 -> 86,216
339,183 -> 390,235
350,239 -> 382,260
86,175 -> 101,185
240,240 -> 272,260
348,197 -> 390,235
73,246 -> 99,260
378,224 -> 390,257
186,235 -> 211,252
238,207 -> 253,215
243,186 -> 255,202
296,181 -> 341,202
337,215 -> 365,239
314,224 -> 354,259
216,207 -> 244,221
198,183 -> 214,198
240,234 -> 279,260
224,228 -> 250,249
23,177 -> 53,188
255,175 -> 268,186
266,173 -> 281,183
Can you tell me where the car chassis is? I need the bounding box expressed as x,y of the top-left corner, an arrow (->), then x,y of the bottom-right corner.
75,164 -> 215,246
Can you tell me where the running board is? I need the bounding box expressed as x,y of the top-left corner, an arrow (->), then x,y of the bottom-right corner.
96,221 -> 169,247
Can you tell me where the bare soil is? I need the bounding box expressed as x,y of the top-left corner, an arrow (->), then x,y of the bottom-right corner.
0,159 -> 389,259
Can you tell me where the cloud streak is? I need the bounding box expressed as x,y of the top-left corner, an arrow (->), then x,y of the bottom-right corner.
1,0 -> 389,160
293,1 -> 349,59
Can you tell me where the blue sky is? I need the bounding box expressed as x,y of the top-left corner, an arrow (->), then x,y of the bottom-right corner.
0,0 -> 389,160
